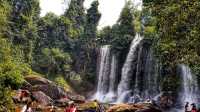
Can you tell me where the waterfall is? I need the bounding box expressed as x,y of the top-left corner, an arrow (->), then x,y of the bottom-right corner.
179,64 -> 199,105
117,33 -> 143,102
104,55 -> 118,102
94,45 -> 118,102
94,33 -> 161,103
117,33 -> 160,103
95,45 -> 111,101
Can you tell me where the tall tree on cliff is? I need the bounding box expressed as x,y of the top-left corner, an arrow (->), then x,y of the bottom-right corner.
111,0 -> 135,50
84,0 -> 101,40
7,0 -> 40,64
64,0 -> 85,38
73,0 -> 101,83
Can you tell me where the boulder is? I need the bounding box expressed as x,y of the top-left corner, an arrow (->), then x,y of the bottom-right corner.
25,75 -> 52,85
67,92 -> 85,103
31,84 -> 67,100
32,91 -> 53,106
54,97 -> 71,107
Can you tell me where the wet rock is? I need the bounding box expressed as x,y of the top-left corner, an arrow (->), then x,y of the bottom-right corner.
32,91 -> 53,106
106,103 -> 162,112
158,93 -> 174,109
67,93 -> 85,103
31,84 -> 67,100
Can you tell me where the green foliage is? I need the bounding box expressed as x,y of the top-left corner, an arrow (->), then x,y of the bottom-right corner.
161,75 -> 181,92
64,0 -> 85,38
143,0 -> 200,91
0,38 -> 24,111
117,1 -> 135,37
36,48 -> 72,77
0,0 -> 11,35
55,76 -> 71,91
7,0 -> 40,64
144,0 -> 200,67
84,0 -> 101,39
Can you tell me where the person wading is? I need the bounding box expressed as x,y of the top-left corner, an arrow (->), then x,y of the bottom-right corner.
185,102 -> 190,112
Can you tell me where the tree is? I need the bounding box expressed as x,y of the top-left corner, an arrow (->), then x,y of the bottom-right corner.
117,1 -> 135,37
84,0 -> 101,39
143,0 -> 200,88
0,0 -> 11,36
144,0 -> 200,67
7,0 -> 40,63
64,0 -> 85,38
0,2 -> 24,108
36,48 -> 72,78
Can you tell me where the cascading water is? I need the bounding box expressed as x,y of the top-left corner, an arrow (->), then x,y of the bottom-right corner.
105,55 -> 118,102
179,64 -> 199,105
117,33 -> 143,103
117,33 -> 160,103
94,33 -> 161,103
94,45 -> 111,102
94,45 -> 118,102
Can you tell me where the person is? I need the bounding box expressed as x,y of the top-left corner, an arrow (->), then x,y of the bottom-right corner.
191,103 -> 197,112
50,105 -> 56,112
21,101 -> 32,112
185,102 -> 190,112
145,99 -> 152,104
65,101 -> 77,112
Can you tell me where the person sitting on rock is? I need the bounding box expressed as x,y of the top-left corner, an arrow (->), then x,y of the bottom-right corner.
185,102 -> 190,112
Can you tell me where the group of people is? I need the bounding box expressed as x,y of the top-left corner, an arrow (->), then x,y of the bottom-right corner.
185,102 -> 200,112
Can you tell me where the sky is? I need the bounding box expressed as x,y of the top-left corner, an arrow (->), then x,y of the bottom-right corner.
40,0 -> 142,29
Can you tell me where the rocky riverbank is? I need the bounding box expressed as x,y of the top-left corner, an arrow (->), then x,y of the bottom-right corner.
13,75 -> 162,112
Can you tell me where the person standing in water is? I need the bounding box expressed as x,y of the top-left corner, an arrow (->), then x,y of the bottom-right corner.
185,102 -> 190,112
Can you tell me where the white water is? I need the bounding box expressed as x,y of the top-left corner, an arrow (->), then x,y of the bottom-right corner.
104,55 -> 118,102
95,33 -> 161,103
179,64 -> 199,105
95,45 -> 111,101
94,45 -> 119,102
117,33 -> 143,102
